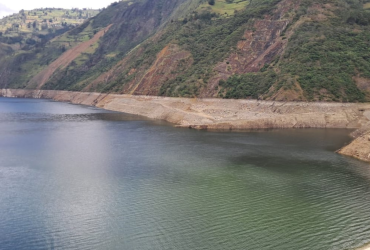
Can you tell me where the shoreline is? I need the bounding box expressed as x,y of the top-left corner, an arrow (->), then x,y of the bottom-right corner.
357,243 -> 370,250
1,88 -> 370,162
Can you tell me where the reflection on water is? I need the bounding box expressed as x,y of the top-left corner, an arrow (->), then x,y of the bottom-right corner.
0,97 -> 370,250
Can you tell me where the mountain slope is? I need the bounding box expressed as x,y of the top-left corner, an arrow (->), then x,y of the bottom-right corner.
1,0 -> 370,102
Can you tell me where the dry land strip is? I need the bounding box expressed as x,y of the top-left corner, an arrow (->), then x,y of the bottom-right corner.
1,89 -> 370,163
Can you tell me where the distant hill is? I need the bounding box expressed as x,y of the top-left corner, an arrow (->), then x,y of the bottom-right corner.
0,0 -> 370,102
0,8 -> 99,50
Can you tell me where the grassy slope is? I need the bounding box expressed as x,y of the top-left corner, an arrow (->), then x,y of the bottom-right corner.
42,0 -> 189,91
80,0 -> 281,96
0,8 -> 99,33
1,0 -> 370,102
219,0 -> 370,102
197,0 -> 250,15
0,7 -> 100,89
0,8 -> 99,49
0,8 -> 102,89
88,0 -> 370,102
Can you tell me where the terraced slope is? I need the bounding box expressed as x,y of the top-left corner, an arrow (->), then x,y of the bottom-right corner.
0,8 -> 99,50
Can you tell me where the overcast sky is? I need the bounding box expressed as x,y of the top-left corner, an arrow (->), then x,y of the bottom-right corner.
0,0 -> 116,18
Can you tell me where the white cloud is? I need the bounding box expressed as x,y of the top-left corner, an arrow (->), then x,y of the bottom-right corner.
0,3 -> 17,18
0,0 -> 116,18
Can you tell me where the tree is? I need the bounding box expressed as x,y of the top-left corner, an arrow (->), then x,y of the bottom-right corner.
208,0 -> 215,5
12,23 -> 19,32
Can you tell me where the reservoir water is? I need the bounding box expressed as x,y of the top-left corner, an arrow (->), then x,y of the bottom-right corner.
1,97 -> 370,250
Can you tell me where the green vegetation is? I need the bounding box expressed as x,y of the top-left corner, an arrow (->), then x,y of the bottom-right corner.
42,0 -> 187,92
214,0 -> 370,102
281,24 -> 369,101
200,0 -> 250,16
275,0 -> 370,102
0,8 -> 100,89
157,0 -> 280,97
89,0 -> 279,96
218,71 -> 277,98
0,8 -> 99,46
1,0 -> 370,102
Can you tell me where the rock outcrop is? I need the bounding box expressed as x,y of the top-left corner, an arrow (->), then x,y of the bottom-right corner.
338,131 -> 370,163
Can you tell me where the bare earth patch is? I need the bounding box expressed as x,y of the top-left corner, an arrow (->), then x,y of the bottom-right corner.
26,25 -> 112,89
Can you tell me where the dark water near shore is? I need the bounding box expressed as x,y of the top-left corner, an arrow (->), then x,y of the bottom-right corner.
1,97 -> 370,250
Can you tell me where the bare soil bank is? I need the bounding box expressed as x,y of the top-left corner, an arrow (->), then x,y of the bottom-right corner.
1,89 -> 370,162
357,242 -> 370,250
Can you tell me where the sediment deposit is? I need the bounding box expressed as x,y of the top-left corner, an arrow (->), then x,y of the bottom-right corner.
357,242 -> 370,250
1,89 -> 370,162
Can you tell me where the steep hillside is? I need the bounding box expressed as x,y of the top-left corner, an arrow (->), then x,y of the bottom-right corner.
1,0 -> 370,102
0,7 -> 100,88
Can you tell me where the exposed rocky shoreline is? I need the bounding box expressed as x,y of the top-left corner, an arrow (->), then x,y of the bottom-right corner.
357,242 -> 370,250
1,89 -> 370,163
